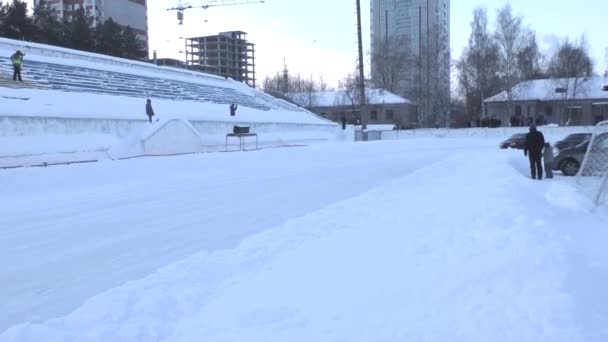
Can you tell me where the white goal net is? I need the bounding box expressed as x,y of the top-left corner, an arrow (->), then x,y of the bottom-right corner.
577,120 -> 608,206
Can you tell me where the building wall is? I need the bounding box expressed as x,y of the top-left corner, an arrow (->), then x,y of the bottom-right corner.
485,100 -> 608,126
309,103 -> 417,129
35,0 -> 148,52
370,0 -> 450,124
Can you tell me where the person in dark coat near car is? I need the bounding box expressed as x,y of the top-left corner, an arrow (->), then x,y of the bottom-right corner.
524,123 -> 546,180
145,98 -> 155,123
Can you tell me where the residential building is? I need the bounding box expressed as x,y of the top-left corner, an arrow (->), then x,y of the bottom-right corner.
484,77 -> 608,126
34,0 -> 148,51
370,0 -> 450,126
184,31 -> 256,87
291,89 -> 417,129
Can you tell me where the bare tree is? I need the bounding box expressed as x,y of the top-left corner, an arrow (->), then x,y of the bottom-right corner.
548,35 -> 594,125
318,74 -> 329,91
370,34 -> 410,95
548,35 -> 594,78
457,7 -> 502,124
336,73 -> 376,124
517,30 -> 544,80
494,4 -> 526,117
262,71 -> 327,108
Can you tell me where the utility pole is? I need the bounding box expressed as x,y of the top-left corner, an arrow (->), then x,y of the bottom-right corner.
356,0 -> 368,136
385,1 -> 389,90
426,0 -> 430,127
418,6 -> 422,128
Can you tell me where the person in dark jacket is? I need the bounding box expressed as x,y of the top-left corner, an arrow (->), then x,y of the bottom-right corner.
11,50 -> 24,82
524,123 -> 546,180
230,104 -> 238,116
145,98 -> 155,123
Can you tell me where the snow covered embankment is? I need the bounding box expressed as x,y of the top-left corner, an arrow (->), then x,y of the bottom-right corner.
0,115 -> 347,168
2,146 -> 607,341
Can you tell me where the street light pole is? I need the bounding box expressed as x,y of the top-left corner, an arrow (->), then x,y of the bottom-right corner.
355,0 -> 368,138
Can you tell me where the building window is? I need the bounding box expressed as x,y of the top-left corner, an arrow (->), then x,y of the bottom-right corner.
385,109 -> 394,120
320,112 -> 326,117
515,105 -> 522,116
544,105 -> 553,116
370,110 -> 378,121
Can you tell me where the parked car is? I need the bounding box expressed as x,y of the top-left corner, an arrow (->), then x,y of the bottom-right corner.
500,133 -> 527,149
554,133 -> 592,150
553,141 -> 589,176
553,132 -> 608,176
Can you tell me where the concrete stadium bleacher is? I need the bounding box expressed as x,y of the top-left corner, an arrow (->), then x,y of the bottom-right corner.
0,56 -> 272,110
0,37 -> 317,115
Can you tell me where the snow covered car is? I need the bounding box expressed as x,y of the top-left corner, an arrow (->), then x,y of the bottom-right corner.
554,133 -> 592,150
499,133 -> 527,149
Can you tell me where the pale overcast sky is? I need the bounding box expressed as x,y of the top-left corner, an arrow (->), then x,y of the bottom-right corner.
148,0 -> 607,88
16,0 -> 608,87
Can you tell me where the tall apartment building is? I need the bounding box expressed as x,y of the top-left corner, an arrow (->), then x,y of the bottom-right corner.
34,0 -> 148,52
185,31 -> 256,87
370,0 -> 450,126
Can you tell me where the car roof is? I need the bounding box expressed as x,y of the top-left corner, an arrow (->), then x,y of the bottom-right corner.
566,133 -> 592,138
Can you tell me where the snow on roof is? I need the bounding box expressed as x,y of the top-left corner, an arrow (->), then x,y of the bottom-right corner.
484,76 -> 608,103
289,89 -> 414,108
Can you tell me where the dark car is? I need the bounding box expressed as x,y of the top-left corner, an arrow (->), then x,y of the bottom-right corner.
554,133 -> 592,150
553,141 -> 589,176
500,133 -> 527,149
553,132 -> 608,176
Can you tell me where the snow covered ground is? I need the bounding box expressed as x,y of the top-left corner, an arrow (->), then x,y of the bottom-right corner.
1,138 -> 607,341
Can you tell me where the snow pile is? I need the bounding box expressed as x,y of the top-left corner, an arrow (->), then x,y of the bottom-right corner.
383,126 -> 595,142
139,118 -> 203,156
1,140 -> 606,341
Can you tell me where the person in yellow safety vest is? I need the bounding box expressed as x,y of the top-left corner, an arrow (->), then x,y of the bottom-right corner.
11,50 -> 25,82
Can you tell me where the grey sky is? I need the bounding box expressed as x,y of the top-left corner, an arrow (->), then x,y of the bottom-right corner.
13,0 -> 608,87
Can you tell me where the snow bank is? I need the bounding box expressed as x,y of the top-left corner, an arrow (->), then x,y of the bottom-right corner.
381,126 -> 595,142
2,141 -> 606,341
139,119 -> 204,156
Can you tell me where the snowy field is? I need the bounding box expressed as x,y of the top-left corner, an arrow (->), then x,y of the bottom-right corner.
1,138 -> 607,341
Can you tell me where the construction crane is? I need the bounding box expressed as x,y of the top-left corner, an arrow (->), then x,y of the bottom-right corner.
167,0 -> 265,25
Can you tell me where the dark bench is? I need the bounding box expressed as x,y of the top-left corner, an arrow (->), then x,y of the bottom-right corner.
226,126 -> 258,151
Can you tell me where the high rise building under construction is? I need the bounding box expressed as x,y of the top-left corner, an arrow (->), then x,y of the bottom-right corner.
185,31 -> 256,87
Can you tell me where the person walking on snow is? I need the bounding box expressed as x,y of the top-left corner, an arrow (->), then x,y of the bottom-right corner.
145,98 -> 155,123
11,50 -> 24,82
524,123 -> 546,180
543,142 -> 554,179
